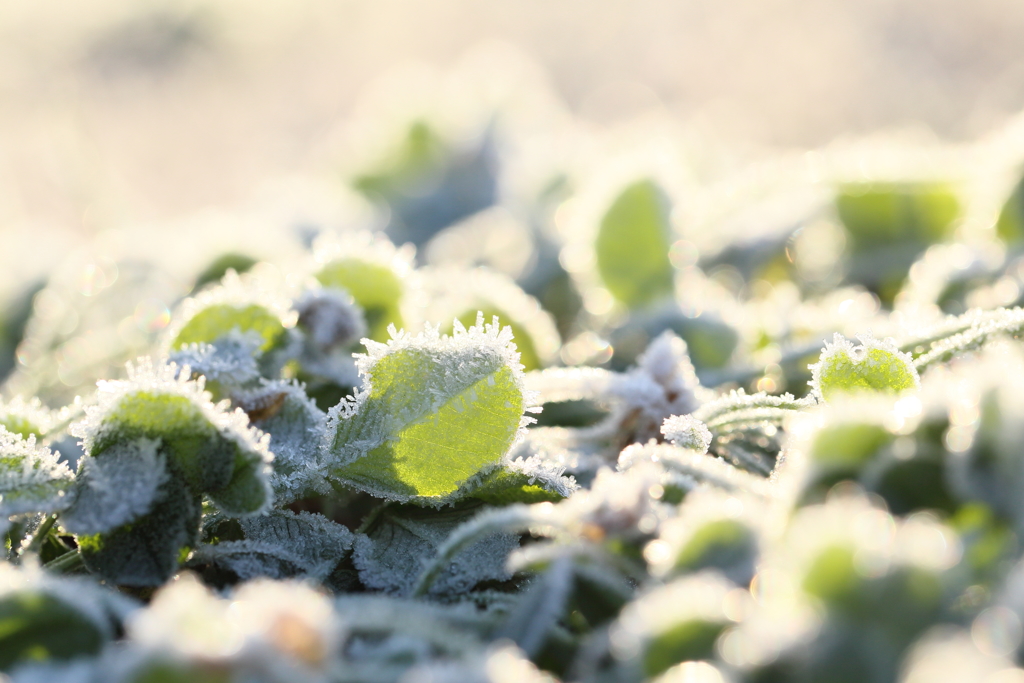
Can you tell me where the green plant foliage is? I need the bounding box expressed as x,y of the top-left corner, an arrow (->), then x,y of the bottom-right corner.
316,260 -> 404,342
172,304 -> 285,354
324,316 -> 531,504
810,333 -> 919,401
0,428 -> 73,517
596,179 -> 675,309
836,181 -> 960,303
0,590 -> 106,670
15,60 -> 1024,683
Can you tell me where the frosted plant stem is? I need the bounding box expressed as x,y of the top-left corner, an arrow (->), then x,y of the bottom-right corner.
21,513 -> 57,558
693,392 -> 811,425
912,309 -> 1024,371
411,505 -> 567,597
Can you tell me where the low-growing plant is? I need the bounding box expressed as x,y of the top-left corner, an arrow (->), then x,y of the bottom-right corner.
10,58 -> 1024,683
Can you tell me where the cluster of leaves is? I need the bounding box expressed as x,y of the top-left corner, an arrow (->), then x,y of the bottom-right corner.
10,57 -> 1024,683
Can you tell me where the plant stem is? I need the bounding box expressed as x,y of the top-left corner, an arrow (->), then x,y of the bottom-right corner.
21,514 -> 57,557
43,549 -> 85,574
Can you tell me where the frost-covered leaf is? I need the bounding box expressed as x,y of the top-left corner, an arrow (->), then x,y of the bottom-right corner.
646,489 -> 763,585
0,397 -> 57,439
0,564 -> 126,671
609,573 -> 741,679
192,509 -> 353,582
809,333 -> 919,401
353,504 -> 519,597
0,427 -> 73,517
660,415 -> 712,454
324,315 -> 533,505
172,303 -> 286,354
169,331 -> 263,396
907,306 -> 1024,370
232,380 -> 330,505
77,475 -> 202,587
71,358 -> 273,517
835,181 -> 959,302
164,269 -> 297,377
313,231 -> 414,342
126,574 -> 341,678
596,179 -> 675,309
462,455 -> 578,506
424,268 -> 561,372
836,182 -> 959,254
60,438 -> 168,535
494,558 -> 573,657
294,287 -> 367,353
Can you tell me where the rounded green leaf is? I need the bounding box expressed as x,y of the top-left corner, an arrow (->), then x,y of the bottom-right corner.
596,179 -> 675,309
316,259 -> 404,342
172,303 -> 285,354
836,182 -> 959,253
325,316 -> 532,504
72,359 -> 272,515
78,475 -> 202,587
0,590 -> 106,669
809,333 -> 919,401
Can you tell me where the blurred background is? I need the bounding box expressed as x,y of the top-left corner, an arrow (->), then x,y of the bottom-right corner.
5,0 -> 1024,236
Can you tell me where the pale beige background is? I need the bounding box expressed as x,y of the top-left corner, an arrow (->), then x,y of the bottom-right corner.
3,0 -> 1024,236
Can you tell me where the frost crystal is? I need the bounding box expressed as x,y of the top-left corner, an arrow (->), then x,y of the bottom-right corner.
660,414 -> 713,453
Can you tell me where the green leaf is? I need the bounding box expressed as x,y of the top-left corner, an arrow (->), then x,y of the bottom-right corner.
78,476 -> 202,587
0,589 -> 106,670
671,519 -> 758,580
835,182 -> 960,303
191,253 -> 257,293
61,438 -> 169,535
191,509 -> 352,582
93,392 -> 234,493
611,574 -> 737,679
809,334 -> 919,401
0,428 -> 73,517
353,503 -> 518,596
316,260 -> 404,342
596,179 -> 675,309
462,456 -> 577,505
353,120 -> 447,199
835,182 -> 959,253
325,317 -> 531,504
172,303 -> 286,354
73,360 -> 273,516
451,306 -> 542,371
810,422 -> 892,470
